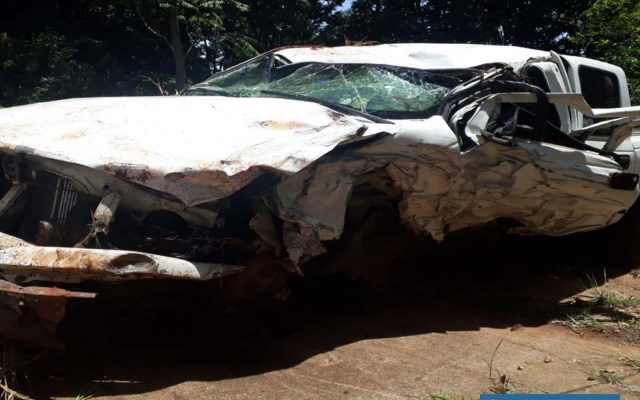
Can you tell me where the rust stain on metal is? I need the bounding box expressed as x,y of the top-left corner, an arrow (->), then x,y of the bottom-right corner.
17,248 -> 98,270
165,171 -> 186,179
0,232 -> 30,248
93,192 -> 121,233
0,279 -> 95,298
11,248 -> 157,273
272,44 -> 327,52
0,234 -> 244,282
0,279 -> 95,348
103,163 -> 152,183
257,120 -> 308,130
178,169 -> 229,185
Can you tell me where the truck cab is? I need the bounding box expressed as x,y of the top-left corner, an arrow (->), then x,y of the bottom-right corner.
525,53 -> 640,261
526,54 -> 639,172
567,56 -> 640,173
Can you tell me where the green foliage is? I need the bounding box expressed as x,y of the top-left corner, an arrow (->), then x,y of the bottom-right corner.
134,0 -> 257,73
565,311 -> 605,329
597,369 -> 625,384
324,0 -> 593,52
591,291 -> 640,308
622,356 -> 640,370
241,0 -> 344,50
573,0 -> 640,104
0,0 -> 262,104
0,32 -> 94,106
1,1 -> 176,105
0,0 -> 638,107
325,0 -> 429,44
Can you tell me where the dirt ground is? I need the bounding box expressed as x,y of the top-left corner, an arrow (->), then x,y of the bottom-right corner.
8,233 -> 640,399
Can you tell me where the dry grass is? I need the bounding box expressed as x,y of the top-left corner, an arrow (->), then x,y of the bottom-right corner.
561,271 -> 640,344
622,356 -> 640,371
596,370 -> 625,385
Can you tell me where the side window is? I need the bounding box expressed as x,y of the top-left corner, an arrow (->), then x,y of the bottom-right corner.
579,66 -> 620,108
206,56 -> 271,89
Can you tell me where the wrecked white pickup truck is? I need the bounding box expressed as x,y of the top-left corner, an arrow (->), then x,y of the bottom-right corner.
1,43 -> 639,347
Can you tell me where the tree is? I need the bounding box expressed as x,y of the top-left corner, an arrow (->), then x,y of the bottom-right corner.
0,31 -> 94,105
2,0 -> 637,108
0,0 -> 176,104
324,0 -> 429,44
573,0 -> 640,104
0,0 -> 257,104
168,4 -> 187,91
134,0 -> 257,92
423,0 -> 592,52
240,0 -> 344,51
325,0 -> 593,53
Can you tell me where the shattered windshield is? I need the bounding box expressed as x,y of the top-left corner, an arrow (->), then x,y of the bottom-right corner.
187,55 -> 458,119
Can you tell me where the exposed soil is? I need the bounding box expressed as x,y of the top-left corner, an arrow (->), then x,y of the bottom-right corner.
7,230 -> 640,399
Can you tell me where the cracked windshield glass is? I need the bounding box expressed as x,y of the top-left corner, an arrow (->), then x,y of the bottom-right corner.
187,55 -> 456,119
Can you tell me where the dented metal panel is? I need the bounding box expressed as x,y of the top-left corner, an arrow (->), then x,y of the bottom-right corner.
272,116 -> 639,264
0,96 -> 367,206
275,44 -> 548,70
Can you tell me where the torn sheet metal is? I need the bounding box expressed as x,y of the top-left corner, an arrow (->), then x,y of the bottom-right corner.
0,183 -> 26,214
382,140 -> 637,240
272,116 -> 638,263
0,232 -> 243,283
464,92 -> 640,147
92,192 -> 121,234
27,156 -> 220,227
0,279 -> 95,348
0,96 -> 367,206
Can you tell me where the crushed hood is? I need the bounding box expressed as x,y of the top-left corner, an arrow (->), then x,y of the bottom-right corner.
0,96 -> 367,206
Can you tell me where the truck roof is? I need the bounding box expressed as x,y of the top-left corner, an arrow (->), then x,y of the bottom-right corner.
275,43 -> 550,70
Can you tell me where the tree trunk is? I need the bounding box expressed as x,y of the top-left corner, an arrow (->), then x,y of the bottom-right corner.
168,5 -> 186,93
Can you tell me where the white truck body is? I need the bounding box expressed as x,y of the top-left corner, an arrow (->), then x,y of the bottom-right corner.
1,43 -> 639,346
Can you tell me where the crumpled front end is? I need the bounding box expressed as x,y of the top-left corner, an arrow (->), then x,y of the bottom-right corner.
0,96 -> 372,346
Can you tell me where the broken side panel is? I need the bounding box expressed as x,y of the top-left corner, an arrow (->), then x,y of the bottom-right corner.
272,116 -> 638,266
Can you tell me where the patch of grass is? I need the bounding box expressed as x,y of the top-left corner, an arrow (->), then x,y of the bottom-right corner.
579,271 -> 605,295
621,318 -> 640,328
622,357 -> 640,371
597,370 -> 624,384
0,345 -> 32,400
564,271 -> 640,341
72,385 -> 101,400
579,271 -> 640,309
565,311 -> 605,329
591,291 -> 640,309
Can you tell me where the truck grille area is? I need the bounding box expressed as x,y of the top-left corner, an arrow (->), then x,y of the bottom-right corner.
50,177 -> 79,225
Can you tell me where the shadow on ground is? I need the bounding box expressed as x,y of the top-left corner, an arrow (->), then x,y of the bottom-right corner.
19,224 -> 639,399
